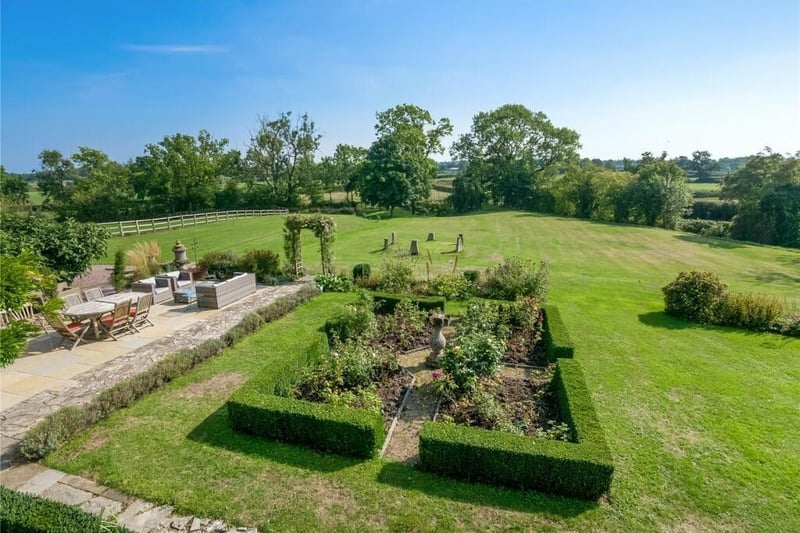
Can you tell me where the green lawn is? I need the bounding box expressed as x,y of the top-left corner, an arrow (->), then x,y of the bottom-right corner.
52,211 -> 800,531
687,182 -> 721,193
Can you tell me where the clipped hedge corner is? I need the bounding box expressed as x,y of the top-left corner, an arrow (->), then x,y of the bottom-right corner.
371,292 -> 446,315
419,359 -> 612,500
228,298 -> 385,458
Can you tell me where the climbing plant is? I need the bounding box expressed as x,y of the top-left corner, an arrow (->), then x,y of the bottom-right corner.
283,214 -> 336,276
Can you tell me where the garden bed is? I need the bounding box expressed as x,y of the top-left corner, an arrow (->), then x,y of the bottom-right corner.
437,371 -> 568,440
503,328 -> 548,366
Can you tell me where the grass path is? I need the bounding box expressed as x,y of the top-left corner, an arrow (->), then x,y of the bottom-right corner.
52,211 -> 800,531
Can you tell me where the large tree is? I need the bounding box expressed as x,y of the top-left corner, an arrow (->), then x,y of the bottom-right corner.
245,112 -> 321,208
359,104 -> 452,216
61,147 -> 134,222
689,150 -> 720,182
134,130 -> 229,214
722,149 -> 800,247
623,152 -> 692,229
317,144 -> 368,204
36,149 -> 75,206
451,104 -> 580,210
0,166 -> 29,212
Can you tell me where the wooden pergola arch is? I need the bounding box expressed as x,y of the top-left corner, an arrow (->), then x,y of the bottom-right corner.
283,214 -> 336,277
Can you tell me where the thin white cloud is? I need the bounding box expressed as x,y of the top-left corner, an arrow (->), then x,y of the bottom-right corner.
122,44 -> 229,54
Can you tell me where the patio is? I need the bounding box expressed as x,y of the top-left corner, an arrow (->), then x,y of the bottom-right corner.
0,281 -> 312,463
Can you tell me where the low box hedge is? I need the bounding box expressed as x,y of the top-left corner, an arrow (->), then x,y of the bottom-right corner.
542,305 -> 574,360
0,486 -> 132,533
228,300 -> 385,459
371,292 -> 446,314
419,359 -> 613,500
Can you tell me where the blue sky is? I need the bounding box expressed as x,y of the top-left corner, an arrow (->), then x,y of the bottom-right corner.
2,0 -> 798,172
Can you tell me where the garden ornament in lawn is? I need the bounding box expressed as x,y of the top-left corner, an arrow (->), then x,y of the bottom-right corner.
426,313 -> 447,368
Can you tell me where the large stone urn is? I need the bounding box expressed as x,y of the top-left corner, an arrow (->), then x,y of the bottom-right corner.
426,313 -> 447,368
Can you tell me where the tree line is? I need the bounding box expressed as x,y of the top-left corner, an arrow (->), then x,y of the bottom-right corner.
1,103 -> 797,248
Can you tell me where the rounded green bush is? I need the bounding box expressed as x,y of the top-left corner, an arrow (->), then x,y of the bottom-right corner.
662,271 -> 727,323
352,263 -> 372,280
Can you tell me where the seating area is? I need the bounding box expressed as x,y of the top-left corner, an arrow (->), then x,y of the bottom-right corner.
195,272 -> 256,309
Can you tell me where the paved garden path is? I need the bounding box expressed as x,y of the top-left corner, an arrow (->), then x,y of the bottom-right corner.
0,281 -> 312,532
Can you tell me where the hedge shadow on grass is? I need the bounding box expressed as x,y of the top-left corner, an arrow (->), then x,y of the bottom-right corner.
187,405 -> 360,474
638,311 -> 698,330
376,462 -> 597,518
674,234 -> 745,249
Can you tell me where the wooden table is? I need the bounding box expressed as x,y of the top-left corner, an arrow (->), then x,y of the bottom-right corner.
98,293 -> 141,305
64,301 -> 114,339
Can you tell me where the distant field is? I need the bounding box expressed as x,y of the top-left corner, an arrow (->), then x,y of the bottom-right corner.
687,182 -> 721,192
26,183 -> 44,205
60,210 -> 800,531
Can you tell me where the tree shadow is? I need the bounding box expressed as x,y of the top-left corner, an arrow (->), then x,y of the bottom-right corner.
638,311 -> 698,330
752,270 -> 800,285
376,462 -> 597,518
674,234 -> 745,249
186,405 -> 361,473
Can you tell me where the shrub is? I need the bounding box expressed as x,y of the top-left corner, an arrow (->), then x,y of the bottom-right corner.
441,332 -> 506,394
112,249 -> 128,292
126,241 -> 161,279
462,270 -> 481,284
315,273 -> 352,293
716,292 -> 783,331
677,218 -> 732,238
0,486 -> 132,532
481,257 -> 550,302
377,298 -> 428,351
427,273 -> 476,301
352,263 -> 372,280
772,312 -> 800,337
324,293 -> 377,343
238,249 -> 281,283
377,257 -> 416,293
372,293 -> 445,315
199,250 -> 238,280
662,271 -> 727,324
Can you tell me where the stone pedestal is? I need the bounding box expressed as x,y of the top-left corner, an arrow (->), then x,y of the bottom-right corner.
172,240 -> 189,268
426,314 -> 448,368
391,232 -> 397,245
383,238 -> 389,251
455,235 -> 464,253
409,240 -> 420,255
427,232 -> 435,241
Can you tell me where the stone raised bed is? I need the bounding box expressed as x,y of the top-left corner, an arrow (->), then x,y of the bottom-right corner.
195,273 -> 256,309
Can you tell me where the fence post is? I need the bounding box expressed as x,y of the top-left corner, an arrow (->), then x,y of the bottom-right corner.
180,215 -> 185,228
151,219 -> 156,233
118,221 -> 124,237
214,212 -> 219,222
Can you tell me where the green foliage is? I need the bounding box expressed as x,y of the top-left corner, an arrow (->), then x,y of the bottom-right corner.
427,273 -> 476,300
677,218 -> 731,238
441,332 -> 506,394
377,298 -> 428,351
324,293 -> 377,343
451,104 -> 580,210
420,359 -> 613,500
238,249 -> 281,282
359,104 -> 452,215
624,152 -> 692,229
481,257 -> 550,302
376,256 -> 416,293
450,174 -> 486,213
199,250 -> 238,280
246,112 -> 322,208
315,273 -> 352,293
662,271 -> 728,324
352,263 -> 372,280
112,249 -> 128,292
18,288 -> 317,460
722,149 -> 800,248
371,292 -> 445,315
283,214 -> 337,276
716,292 -> 783,331
0,486 -> 132,533
772,312 -> 800,337
0,214 -> 108,283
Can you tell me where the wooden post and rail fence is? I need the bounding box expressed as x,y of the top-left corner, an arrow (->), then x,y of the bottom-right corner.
97,209 -> 289,237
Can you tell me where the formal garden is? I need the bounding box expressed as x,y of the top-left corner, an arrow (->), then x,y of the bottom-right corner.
0,210 -> 793,532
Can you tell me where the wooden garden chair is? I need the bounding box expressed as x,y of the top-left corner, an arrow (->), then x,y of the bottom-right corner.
99,300 -> 132,340
83,287 -> 105,301
9,303 -> 46,332
63,293 -> 84,308
129,293 -> 154,332
43,313 -> 91,350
